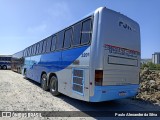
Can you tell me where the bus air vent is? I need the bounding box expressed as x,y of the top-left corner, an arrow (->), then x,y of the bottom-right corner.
72,69 -> 84,95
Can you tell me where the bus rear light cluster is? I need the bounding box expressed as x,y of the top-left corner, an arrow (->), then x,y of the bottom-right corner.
95,70 -> 103,86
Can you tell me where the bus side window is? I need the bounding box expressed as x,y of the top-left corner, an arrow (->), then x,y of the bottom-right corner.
39,41 -> 43,54
30,46 -> 32,56
31,46 -> 34,55
81,19 -> 92,45
56,31 -> 64,50
46,36 -> 52,53
27,48 -> 29,56
31,46 -> 33,56
32,45 -> 34,55
30,46 -> 33,56
28,47 -> 31,56
72,22 -> 81,46
36,43 -> 40,55
25,50 -> 26,57
27,48 -> 29,57
28,47 -> 30,56
42,40 -> 47,53
33,44 -> 36,55
24,49 -> 26,57
64,28 -> 72,49
51,35 -> 56,51
25,48 -> 27,57
23,50 -> 25,57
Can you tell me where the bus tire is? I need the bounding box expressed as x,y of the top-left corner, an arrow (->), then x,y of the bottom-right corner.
23,69 -> 29,79
3,65 -> 7,70
24,69 -> 26,75
41,73 -> 49,91
49,76 -> 60,96
18,68 -> 21,73
19,68 -> 22,74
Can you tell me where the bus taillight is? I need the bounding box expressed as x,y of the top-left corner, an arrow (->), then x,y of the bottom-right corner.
95,70 -> 103,86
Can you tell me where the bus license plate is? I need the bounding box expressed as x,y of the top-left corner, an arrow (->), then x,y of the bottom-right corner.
119,92 -> 126,96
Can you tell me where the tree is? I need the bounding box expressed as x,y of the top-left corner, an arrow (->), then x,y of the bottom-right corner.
141,63 -> 148,69
147,62 -> 156,70
141,62 -> 160,70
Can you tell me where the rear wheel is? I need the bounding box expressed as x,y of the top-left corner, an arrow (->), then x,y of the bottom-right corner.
18,68 -> 21,73
41,73 -> 48,91
19,68 -> 22,74
24,69 -> 27,75
3,65 -> 7,70
23,69 -> 29,79
49,76 -> 60,96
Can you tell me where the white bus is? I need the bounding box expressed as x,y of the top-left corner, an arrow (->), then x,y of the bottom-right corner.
22,7 -> 140,102
0,55 -> 12,70
11,50 -> 24,73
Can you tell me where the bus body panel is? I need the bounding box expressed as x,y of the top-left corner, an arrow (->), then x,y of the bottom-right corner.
56,46 -> 90,101
24,46 -> 89,78
101,8 -> 140,86
89,8 -> 101,97
24,46 -> 90,101
90,85 -> 139,102
89,7 -> 140,101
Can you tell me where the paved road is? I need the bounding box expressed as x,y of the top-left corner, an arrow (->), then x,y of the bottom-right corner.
0,70 -> 159,120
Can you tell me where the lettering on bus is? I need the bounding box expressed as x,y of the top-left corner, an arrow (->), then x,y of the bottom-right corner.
104,44 -> 140,58
81,53 -> 89,57
119,21 -> 135,31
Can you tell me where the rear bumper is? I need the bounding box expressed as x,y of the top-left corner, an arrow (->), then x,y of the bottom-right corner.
90,84 -> 139,102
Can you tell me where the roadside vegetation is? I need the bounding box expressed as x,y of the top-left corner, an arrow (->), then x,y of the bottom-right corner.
141,62 -> 160,70
136,63 -> 160,106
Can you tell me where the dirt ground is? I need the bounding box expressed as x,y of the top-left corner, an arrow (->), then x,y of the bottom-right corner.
136,69 -> 160,105
0,70 -> 159,120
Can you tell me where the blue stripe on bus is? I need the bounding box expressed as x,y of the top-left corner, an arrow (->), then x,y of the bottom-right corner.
90,84 -> 139,102
25,46 -> 89,77
42,46 -> 89,72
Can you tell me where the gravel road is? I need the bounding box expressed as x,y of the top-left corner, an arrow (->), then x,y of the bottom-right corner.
0,70 -> 160,120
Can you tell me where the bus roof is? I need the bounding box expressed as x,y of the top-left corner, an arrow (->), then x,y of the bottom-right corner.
0,55 -> 12,57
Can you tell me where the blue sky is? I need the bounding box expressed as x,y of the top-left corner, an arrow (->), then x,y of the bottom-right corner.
0,0 -> 159,58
